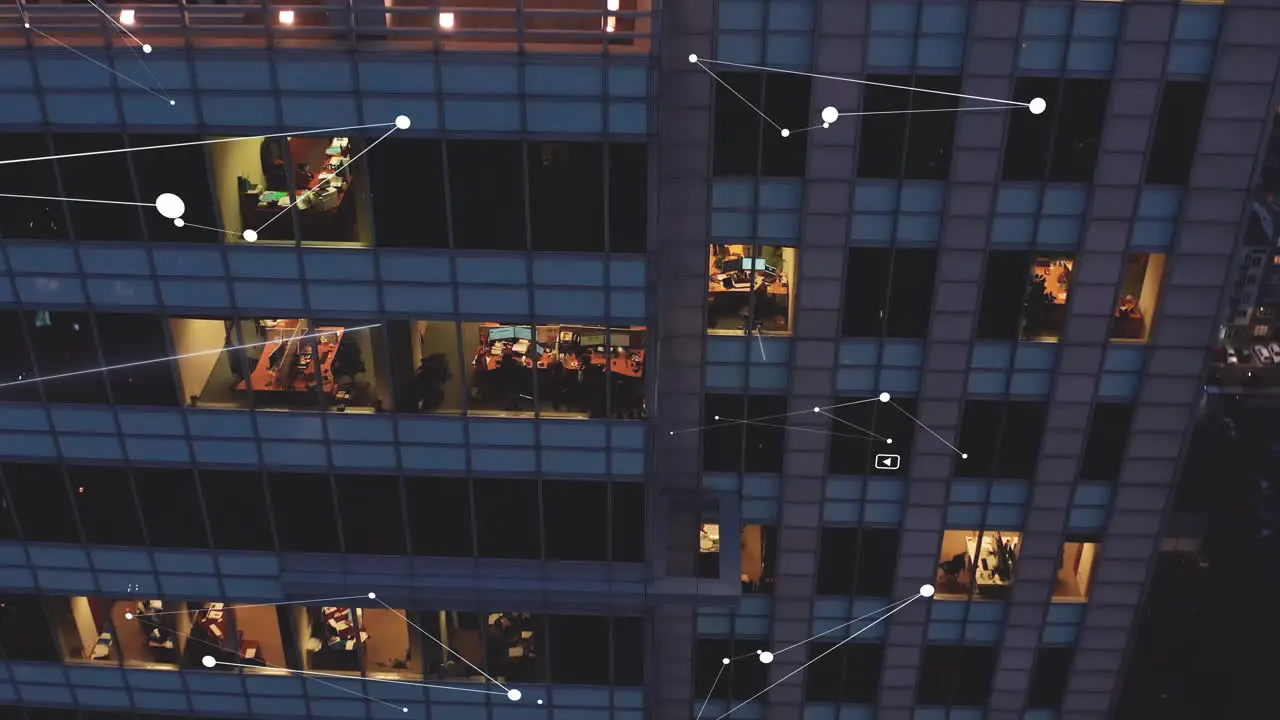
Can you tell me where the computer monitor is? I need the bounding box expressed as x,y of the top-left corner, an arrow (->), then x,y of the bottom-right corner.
512,327 -> 536,341
579,333 -> 607,347
487,327 -> 517,341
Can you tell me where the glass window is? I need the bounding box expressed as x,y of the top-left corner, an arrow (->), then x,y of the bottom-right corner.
93,313 -> 181,407
335,474 -> 406,556
610,483 -> 646,563
759,74 -> 811,178
1028,647 -> 1074,709
1111,253 -> 1166,342
128,134 -> 218,244
47,595 -> 119,664
473,478 -> 540,559
0,133 -> 68,240
0,310 -> 39,402
368,139 -> 448,248
612,616 -> 645,685
300,605 -> 363,674
478,611 -> 545,684
956,400 -> 1047,479
858,75 -> 962,180
1051,79 -> 1110,182
119,598 -> 183,669
529,142 -> 605,252
3,463 -> 78,543
1025,254 -> 1075,342
404,477 -> 473,557
917,645 -> 998,706
1081,402 -> 1134,481
170,316 -> 247,409
448,140 -> 526,250
267,473 -> 340,553
464,323 -> 538,416
294,134 -> 371,247
707,244 -> 798,336
536,324 -> 649,419
843,249 -> 938,338
712,73 -> 811,177
935,529 -> 1022,600
0,476 -> 17,541
26,310 -> 109,404
207,135 -> 293,243
543,480 -> 607,562
356,606 -> 421,679
312,318 -> 390,412
418,610 -> 486,681
199,470 -> 275,551
390,320 -> 465,415
548,615 -> 609,684
133,467 -> 209,549
53,134 -> 144,242
1003,78 -> 1059,181
805,642 -> 884,703
608,143 -> 648,253
694,638 -> 770,700
0,595 -> 59,661
1054,537 -> 1100,602
1148,82 -> 1209,185
68,465 -> 145,546
828,396 -> 916,476
817,528 -> 899,597
740,524 -> 777,593
227,603 -> 285,670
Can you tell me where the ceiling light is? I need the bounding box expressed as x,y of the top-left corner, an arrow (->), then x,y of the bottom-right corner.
605,16 -> 616,33
278,10 -> 295,25
439,12 -> 455,29
119,9 -> 136,26
606,0 -> 620,10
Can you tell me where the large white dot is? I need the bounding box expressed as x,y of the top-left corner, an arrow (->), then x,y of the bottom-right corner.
688,54 -> 698,63
1029,97 -> 1047,115
201,655 -> 216,668
368,592 -> 377,599
886,438 -> 894,444
920,584 -> 936,598
759,651 -> 774,664
124,612 -> 134,620
142,43 -> 152,54
879,392 -> 891,402
721,657 -> 731,665
154,193 -> 185,220
395,115 -> 411,130
507,689 -> 522,702
242,229 -> 259,243
169,100 -> 176,106
780,129 -> 791,138
173,218 -> 184,227
961,453 -> 969,459
821,106 -> 839,124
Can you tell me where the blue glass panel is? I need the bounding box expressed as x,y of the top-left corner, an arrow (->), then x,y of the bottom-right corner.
158,279 -> 229,308
470,421 -> 535,446
717,33 -> 764,65
1175,6 -> 1222,42
262,441 -> 328,467
330,443 -> 397,469
457,287 -> 530,315
836,368 -> 877,392
967,372 -> 1008,394
542,423 -> 607,448
996,185 -> 1041,214
869,2 -> 918,33
610,289 -> 646,319
608,66 -> 648,97
881,341 -> 924,366
201,94 -> 278,126
991,217 -> 1036,246
358,58 -> 436,92
525,64 -> 602,95
1014,343 -> 1057,370
441,63 -> 519,93
1009,371 -> 1052,395
734,614 -> 771,636
308,283 -> 378,313
1138,185 -> 1183,219
878,368 -> 919,392
58,435 -> 124,461
444,100 -> 521,132
123,94 -> 198,126
713,179 -> 755,209
277,59 -> 355,91
233,280 -> 306,311
1169,44 -> 1212,79
989,480 -> 1028,504
917,38 -> 964,69
765,35 -> 813,68
471,448 -> 537,473
125,437 -> 191,463
0,93 -> 41,123
191,438 -> 258,464
1042,185 -> 1088,215
946,505 -> 984,525
862,502 -> 901,524
1045,603 -> 1086,623
1041,624 -> 1079,644
711,211 -> 754,237
900,182 -> 945,212
896,215 -> 942,243
854,182 -> 899,212
534,289 -> 606,317
1068,507 -> 1108,531
73,688 -> 130,706
533,257 -> 606,286
607,102 -> 647,133
984,505 -> 1025,526
964,622 -> 1001,643
194,57 -> 273,90
1131,220 -> 1175,250
1036,216 -> 1082,247
759,180 -> 803,210
397,416 -> 465,444
850,214 -> 894,242
281,96 -> 359,128
950,481 -> 987,503
542,450 -> 608,475
921,4 -> 967,34
1098,372 -> 1140,398
720,0 -> 766,30
1018,40 -> 1066,71
758,212 -> 801,239
117,408 -> 193,436
1023,6 -> 1071,35
0,57 -> 33,89
769,1 -> 815,31
1074,483 -> 1112,506
971,342 -> 1013,369
865,478 -> 903,501
748,365 -> 789,389
1067,39 -> 1115,73
868,38 -> 914,68
1103,346 -> 1145,372
838,340 -> 880,365
37,56 -> 115,89
364,98 -> 438,130
0,432 -> 56,458
824,501 -> 861,523
1072,5 -> 1122,38
45,93 -> 119,125
527,101 -> 603,133
927,622 -> 964,642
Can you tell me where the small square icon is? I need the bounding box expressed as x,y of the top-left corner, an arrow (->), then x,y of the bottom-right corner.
874,454 -> 901,470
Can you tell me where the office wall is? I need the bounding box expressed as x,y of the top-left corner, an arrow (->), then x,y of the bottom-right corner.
209,138 -> 265,236
1139,253 -> 1167,329
70,596 -> 96,660
170,318 -> 226,401
1076,542 -> 1098,598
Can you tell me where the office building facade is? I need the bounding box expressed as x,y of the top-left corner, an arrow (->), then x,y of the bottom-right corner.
0,1 -> 1276,720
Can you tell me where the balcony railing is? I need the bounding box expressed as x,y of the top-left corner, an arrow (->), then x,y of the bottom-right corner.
2,0 -> 653,55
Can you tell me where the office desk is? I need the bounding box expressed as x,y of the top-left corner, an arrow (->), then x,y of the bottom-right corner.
193,603 -> 230,643
708,273 -> 789,295
966,536 -> 1017,587
557,349 -> 646,378
239,323 -> 344,395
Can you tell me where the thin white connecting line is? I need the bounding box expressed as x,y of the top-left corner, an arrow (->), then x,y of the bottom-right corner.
836,105 -> 1018,117
86,0 -> 145,48
215,662 -> 509,696
771,595 -> 917,656
694,60 -> 783,131
890,399 -> 965,457
670,397 -> 878,435
0,193 -> 153,208
0,324 -> 382,390
24,25 -> 171,104
696,663 -> 727,720
817,410 -> 890,441
255,125 -> 398,235
90,0 -> 171,103
136,595 -> 371,618
716,417 -> 885,443
374,598 -> 511,692
176,220 -> 243,238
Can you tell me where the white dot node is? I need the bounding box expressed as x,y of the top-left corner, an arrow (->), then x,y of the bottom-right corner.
537,700 -> 544,705
759,651 -> 775,664
879,392 -> 891,402
822,123 -> 829,129
24,23 -> 30,29
507,689 -> 523,702
669,431 -> 675,435
961,453 -> 969,459
142,44 -> 152,54
124,612 -> 134,620
395,115 -> 412,130
920,584 -> 936,598
1029,97 -> 1047,115
688,54 -> 698,63
242,229 -> 259,243
721,657 -> 731,665
154,193 -> 185,220
173,218 -> 184,227
780,129 -> 791,138
821,106 -> 839,124
201,655 -> 216,668
169,100 -> 176,106
401,709 -> 408,713
368,592 -> 377,599
813,406 -> 821,413
755,649 -> 762,654
714,415 -> 720,421
886,438 -> 894,444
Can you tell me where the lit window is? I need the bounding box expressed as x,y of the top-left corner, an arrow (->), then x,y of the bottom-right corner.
278,10 -> 296,25
1052,538 -> 1100,602
1110,253 -> 1167,342
706,243 -> 797,336
439,12 -> 455,29
1025,254 -> 1074,341
697,523 -> 777,593
119,9 -> 136,26
935,529 -> 1022,600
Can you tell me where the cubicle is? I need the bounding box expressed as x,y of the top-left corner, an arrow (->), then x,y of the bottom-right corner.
707,244 -> 798,336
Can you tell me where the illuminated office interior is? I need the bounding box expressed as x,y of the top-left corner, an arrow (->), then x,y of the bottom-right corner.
697,522 -> 777,593
706,243 -> 798,336
1023,254 -> 1075,342
935,529 -> 1022,600
1110,253 -> 1167,342
1053,539 -> 1100,602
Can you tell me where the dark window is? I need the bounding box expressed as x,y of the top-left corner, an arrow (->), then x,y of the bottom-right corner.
610,482 -> 646,562
905,77 -> 962,179
858,75 -> 911,178
1081,403 -> 1135,482
1002,78 -> 1059,181
608,144 -> 648,253
529,142 -> 604,251
955,400 -> 1047,479
713,72 -> 764,176
744,394 -> 787,472
543,480 -> 607,561
448,140 -> 525,250
827,397 -> 916,476
1050,80 -> 1110,182
473,478 -> 540,559
976,251 -> 1033,340
712,73 -> 810,177
132,467 -> 209,548
335,474 -> 406,555
53,134 -> 144,241
267,472 -> 340,553
703,394 -> 745,472
917,644 -> 998,706
858,75 -> 961,179
368,138 -> 448,248
0,133 -> 68,240
695,638 -> 770,700
805,642 -> 884,703
0,310 -> 40,402
403,476 -> 473,557
0,477 -> 16,541
613,616 -> 645,685
760,75 -> 812,177
843,249 -> 938,337
0,595 -> 58,661
92,313 -> 180,407
2,463 -> 78,543
816,528 -> 900,597
67,465 -> 145,546
1147,82 -> 1209,185
1028,647 -> 1073,708
27,311 -> 109,404
128,134 -> 218,243
199,470 -> 275,551
548,615 -> 610,684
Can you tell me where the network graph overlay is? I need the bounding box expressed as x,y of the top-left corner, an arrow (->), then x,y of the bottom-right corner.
698,586 -> 936,720
690,56 -> 1046,136
124,593 -> 540,712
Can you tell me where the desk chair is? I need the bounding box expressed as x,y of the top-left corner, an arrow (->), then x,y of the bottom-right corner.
937,553 -> 968,585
